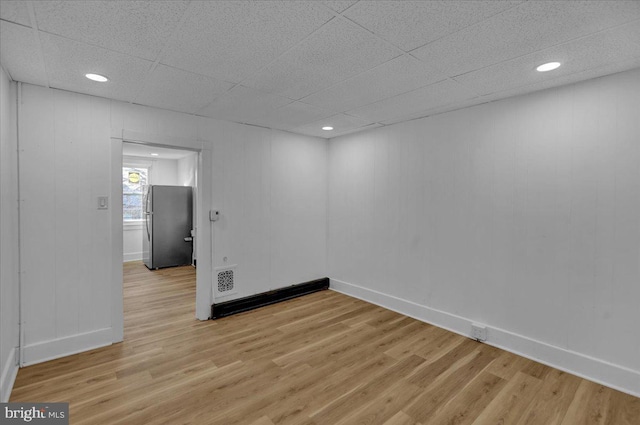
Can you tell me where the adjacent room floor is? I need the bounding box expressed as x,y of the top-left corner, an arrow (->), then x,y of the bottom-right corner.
10,262 -> 639,424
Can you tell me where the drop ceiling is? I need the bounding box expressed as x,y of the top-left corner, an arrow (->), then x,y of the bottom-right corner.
1,1 -> 639,139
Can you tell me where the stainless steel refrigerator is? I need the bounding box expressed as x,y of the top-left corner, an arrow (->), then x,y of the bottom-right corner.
142,185 -> 193,269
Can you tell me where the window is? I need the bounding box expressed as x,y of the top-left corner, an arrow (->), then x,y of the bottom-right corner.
122,166 -> 148,221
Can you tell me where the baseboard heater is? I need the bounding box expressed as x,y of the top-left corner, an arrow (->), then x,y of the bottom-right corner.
211,277 -> 330,319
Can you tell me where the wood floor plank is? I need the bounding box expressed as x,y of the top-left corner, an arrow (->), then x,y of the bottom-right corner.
383,411 -> 422,425
310,355 -> 425,425
404,348 -> 499,423
515,368 -> 582,425
9,262 -> 639,425
427,370 -> 507,425
560,380 -> 614,425
470,371 -> 543,425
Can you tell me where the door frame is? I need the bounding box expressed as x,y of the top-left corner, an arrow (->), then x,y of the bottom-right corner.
110,130 -> 213,343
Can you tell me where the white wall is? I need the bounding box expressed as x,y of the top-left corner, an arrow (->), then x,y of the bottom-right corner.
16,83 -> 327,367
177,152 -> 198,263
0,66 -> 20,401
19,85 -> 113,365
177,153 -> 197,187
122,221 -> 144,262
328,68 -> 640,396
209,122 -> 327,300
149,157 -> 179,186
122,156 -> 184,262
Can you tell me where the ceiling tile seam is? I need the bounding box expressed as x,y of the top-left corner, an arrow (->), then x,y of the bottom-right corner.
404,0 -> 527,55
281,3 -> 410,103
26,0 -> 49,88
318,1 -> 429,59
336,1 -> 361,16
0,18 -> 32,29
32,28 -> 157,63
331,10 -> 410,57
0,63 -> 15,82
128,0 -> 199,104
342,81 -> 483,124
400,50 -> 483,99
128,60 -> 238,110
193,83 -> 292,117
443,75 -> 483,99
293,53 -> 408,104
190,104 -> 326,135
310,7 -> 458,101
380,99 -> 490,128
220,15 -> 340,100
449,17 -> 640,81
128,100 -> 203,117
298,76 -> 452,117
143,62 -> 239,87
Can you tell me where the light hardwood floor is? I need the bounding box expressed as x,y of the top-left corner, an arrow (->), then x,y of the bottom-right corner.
10,262 -> 640,424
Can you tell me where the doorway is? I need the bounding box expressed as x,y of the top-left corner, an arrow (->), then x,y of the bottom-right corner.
121,143 -> 198,268
110,135 -> 214,344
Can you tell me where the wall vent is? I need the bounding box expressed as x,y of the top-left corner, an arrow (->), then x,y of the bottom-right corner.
217,269 -> 234,292
215,265 -> 238,298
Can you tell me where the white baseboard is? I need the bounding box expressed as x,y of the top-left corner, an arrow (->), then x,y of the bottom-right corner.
123,252 -> 142,262
1,347 -> 18,402
330,278 -> 640,397
22,328 -> 113,367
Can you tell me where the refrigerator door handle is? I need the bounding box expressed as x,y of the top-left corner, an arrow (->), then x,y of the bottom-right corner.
145,211 -> 152,241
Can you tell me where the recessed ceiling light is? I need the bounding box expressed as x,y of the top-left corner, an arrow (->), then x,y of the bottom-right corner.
85,73 -> 108,82
536,62 -> 561,72
322,126 -> 334,131
150,153 -> 159,156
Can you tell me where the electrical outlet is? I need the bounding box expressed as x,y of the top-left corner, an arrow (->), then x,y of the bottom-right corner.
471,323 -> 487,342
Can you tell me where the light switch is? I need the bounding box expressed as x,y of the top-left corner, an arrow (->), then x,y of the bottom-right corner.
98,196 -> 108,210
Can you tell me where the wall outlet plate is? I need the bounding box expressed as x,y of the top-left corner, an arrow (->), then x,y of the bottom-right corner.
471,323 -> 487,342
98,196 -> 108,209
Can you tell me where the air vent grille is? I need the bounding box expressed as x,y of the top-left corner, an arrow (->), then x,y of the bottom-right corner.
217,270 -> 234,292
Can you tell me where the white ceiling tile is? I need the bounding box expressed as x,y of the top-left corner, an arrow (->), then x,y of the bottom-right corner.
134,64 -> 234,114
198,85 -> 292,124
0,0 -> 32,26
2,1 -> 639,137
0,21 -> 47,85
161,1 -> 334,83
40,32 -> 153,103
347,79 -> 477,124
33,1 -> 190,61
291,113 -> 375,138
321,1 -> 359,14
328,122 -> 384,138
343,1 -> 522,51
300,55 -> 447,111
243,18 -> 400,100
413,1 -> 640,77
479,57 -> 640,104
379,97 -> 489,126
250,101 -> 334,131
453,24 -> 640,96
